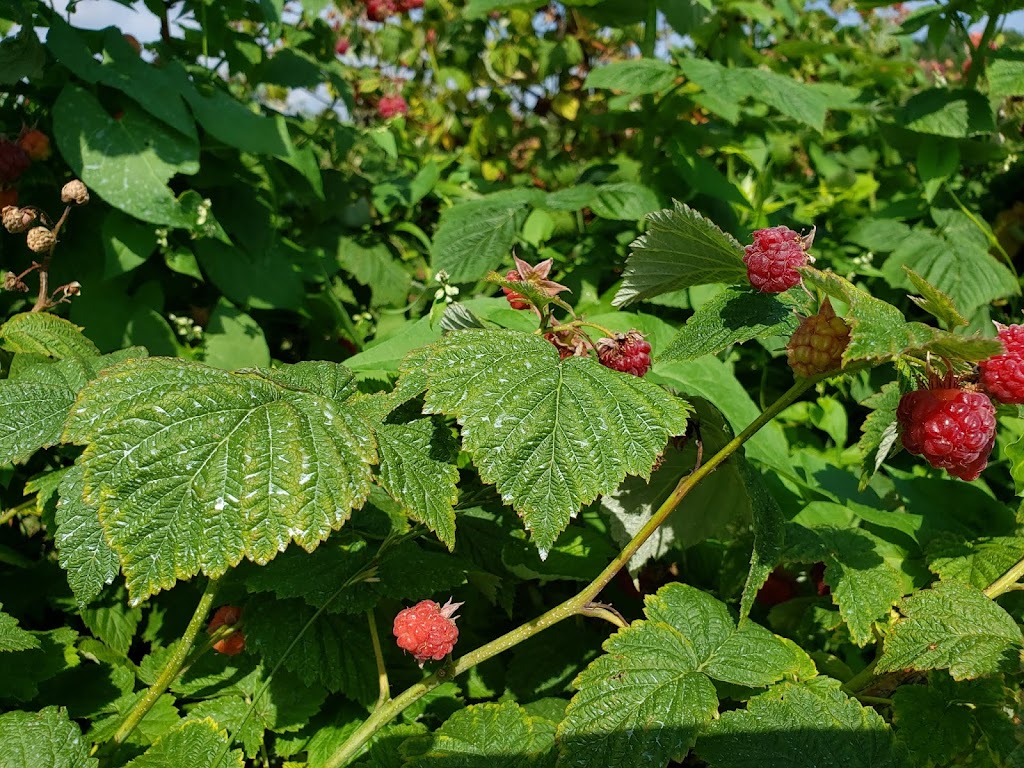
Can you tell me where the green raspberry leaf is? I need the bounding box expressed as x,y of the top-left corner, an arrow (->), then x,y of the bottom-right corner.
122,719 -> 243,768
0,604 -> 38,652
0,627 -> 79,701
856,381 -> 902,488
54,463 -> 121,607
928,535 -> 1024,590
612,202 -> 747,307
421,329 -> 690,552
801,268 -> 1001,363
0,312 -> 100,359
876,581 -> 1024,680
556,584 -> 812,767
0,706 -> 97,768
903,266 -> 968,329
377,417 -> 459,550
696,678 -> 902,768
658,287 -> 799,363
66,358 -> 377,605
402,700 -> 553,767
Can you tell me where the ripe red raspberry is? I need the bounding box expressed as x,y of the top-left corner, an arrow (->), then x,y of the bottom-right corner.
335,37 -> 350,56
393,598 -> 462,666
979,323 -> 1024,404
596,330 -> 652,377
0,139 -> 30,184
17,129 -> 51,162
786,298 -> 850,377
365,0 -> 396,22
502,270 -> 530,310
207,605 -> 245,656
377,94 -> 409,120
896,387 -> 996,481
398,0 -> 423,9
743,226 -> 810,293
755,568 -> 797,607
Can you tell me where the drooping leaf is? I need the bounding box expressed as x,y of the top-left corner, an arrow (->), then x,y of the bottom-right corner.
613,202 -> 747,306
122,718 -> 243,768
696,678 -> 902,768
738,460 -> 787,622
0,312 -> 100,359
898,88 -> 996,137
0,368 -> 77,464
79,584 -> 142,656
903,266 -> 968,329
801,268 -> 1001,363
0,604 -> 38,652
419,329 -> 690,552
659,287 -> 799,362
876,581 -> 1023,680
857,381 -> 903,488
0,707 -> 97,768
65,358 -> 377,604
376,418 -> 460,549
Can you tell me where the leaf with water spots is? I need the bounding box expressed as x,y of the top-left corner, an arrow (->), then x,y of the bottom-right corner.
66,357 -> 377,604
419,329 -> 691,552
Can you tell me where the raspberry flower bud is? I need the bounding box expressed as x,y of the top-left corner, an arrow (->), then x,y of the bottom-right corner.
61,179 -> 89,205
26,226 -> 55,253
393,598 -> 462,667
979,322 -> 1024,404
786,298 -> 850,377
743,226 -> 812,293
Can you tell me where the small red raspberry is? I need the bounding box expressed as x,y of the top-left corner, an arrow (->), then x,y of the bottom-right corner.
755,568 -> 797,607
786,298 -> 850,377
393,598 -> 462,666
743,226 -> 810,293
502,270 -> 530,310
0,139 -> 30,185
17,129 -> 51,162
365,0 -> 396,22
398,0 -> 423,9
335,37 -> 350,55
596,330 -> 652,377
377,94 -> 409,120
207,605 -> 245,656
896,387 -> 996,481
979,323 -> 1024,404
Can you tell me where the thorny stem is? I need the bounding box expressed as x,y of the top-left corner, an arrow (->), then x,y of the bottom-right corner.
367,609 -> 391,708
112,578 -> 221,744
323,376 -> 818,767
31,204 -> 71,313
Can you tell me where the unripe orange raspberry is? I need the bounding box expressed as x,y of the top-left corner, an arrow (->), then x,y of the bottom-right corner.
26,226 -> 55,253
786,299 -> 850,377
17,129 -> 51,162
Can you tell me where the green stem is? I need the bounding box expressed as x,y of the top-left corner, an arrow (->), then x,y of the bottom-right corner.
323,377 -> 816,767
840,658 -> 879,695
112,578 -> 220,744
639,5 -> 659,180
983,553 -> 1024,599
0,499 -> 37,526
963,6 -> 1003,91
367,609 -> 391,709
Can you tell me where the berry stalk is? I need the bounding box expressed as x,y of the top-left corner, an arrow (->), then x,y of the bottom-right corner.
323,375 -> 819,767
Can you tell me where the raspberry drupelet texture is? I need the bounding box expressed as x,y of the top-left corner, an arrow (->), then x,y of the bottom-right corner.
896,387 -> 997,481
393,598 -> 462,666
597,330 -> 652,377
979,323 -> 1024,404
786,299 -> 851,377
743,226 -> 809,293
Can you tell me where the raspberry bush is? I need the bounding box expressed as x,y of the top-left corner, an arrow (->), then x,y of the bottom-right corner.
1,2 -> 1024,768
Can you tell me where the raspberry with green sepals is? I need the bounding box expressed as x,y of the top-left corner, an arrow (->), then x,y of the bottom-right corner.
597,330 -> 652,377
393,598 -> 462,666
743,226 -> 811,293
979,323 -> 1024,404
896,386 -> 996,481
502,270 -> 530,310
786,298 -> 851,377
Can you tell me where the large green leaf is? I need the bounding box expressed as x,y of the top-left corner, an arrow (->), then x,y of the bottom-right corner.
613,202 -> 747,307
64,358 -> 377,604
123,718 -> 243,768
876,581 -> 1023,680
584,59 -> 678,95
418,330 -> 690,552
898,88 -> 995,137
0,312 -> 100,359
556,584 -> 811,767
0,604 -> 38,652
928,536 -> 1024,591
0,366 -> 78,464
0,707 -> 97,768
696,678 -> 902,767
54,85 -> 199,226
55,463 -> 120,607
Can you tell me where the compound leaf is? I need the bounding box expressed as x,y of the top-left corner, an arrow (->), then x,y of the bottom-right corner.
0,706 -> 96,768
54,463 -> 120,607
420,330 -> 690,552
613,202 -> 747,306
66,358 -> 377,604
696,678 -> 902,768
876,581 -> 1023,680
